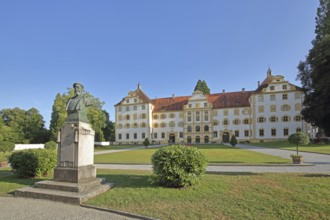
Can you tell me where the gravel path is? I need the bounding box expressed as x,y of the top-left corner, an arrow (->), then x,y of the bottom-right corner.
0,197 -> 139,220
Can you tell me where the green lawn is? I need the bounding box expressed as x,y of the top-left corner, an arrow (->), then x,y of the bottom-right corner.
94,144 -> 290,164
86,169 -> 330,220
0,168 -> 51,196
250,141 -> 330,154
1,168 -> 329,219
94,145 -> 143,152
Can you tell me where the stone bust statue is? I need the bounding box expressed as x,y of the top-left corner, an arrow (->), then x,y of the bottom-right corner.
66,83 -> 92,123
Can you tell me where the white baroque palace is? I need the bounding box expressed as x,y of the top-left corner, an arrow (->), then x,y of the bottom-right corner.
115,70 -> 314,144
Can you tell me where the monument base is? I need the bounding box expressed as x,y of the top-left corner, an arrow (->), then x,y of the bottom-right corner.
54,165 -> 96,183
15,178 -> 112,204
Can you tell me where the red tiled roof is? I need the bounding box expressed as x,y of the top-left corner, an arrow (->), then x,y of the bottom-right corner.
152,96 -> 190,111
151,91 -> 253,112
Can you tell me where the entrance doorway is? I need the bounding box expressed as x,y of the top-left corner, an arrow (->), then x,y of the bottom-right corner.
222,132 -> 230,143
169,133 -> 175,144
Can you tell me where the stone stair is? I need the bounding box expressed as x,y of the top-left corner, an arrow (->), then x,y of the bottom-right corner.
15,178 -> 112,204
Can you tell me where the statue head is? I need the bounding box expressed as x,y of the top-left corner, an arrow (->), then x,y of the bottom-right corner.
73,83 -> 84,96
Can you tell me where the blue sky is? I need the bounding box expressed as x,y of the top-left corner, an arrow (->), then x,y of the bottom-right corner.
0,1 -> 318,128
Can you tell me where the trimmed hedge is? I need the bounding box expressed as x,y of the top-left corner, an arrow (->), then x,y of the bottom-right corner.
151,145 -> 207,188
8,149 -> 57,178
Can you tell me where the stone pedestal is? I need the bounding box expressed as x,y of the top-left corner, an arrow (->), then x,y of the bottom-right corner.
15,121 -> 112,204
54,122 -> 96,183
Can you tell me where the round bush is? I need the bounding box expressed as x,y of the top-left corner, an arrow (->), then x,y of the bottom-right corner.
8,149 -> 57,178
151,145 -> 207,188
44,141 -> 58,150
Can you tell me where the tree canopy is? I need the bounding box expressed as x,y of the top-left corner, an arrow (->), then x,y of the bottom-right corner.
297,0 -> 330,135
0,107 -> 49,143
194,80 -> 210,94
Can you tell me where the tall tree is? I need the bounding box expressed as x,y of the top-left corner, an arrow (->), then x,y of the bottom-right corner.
194,79 -> 211,94
101,110 -> 115,142
297,0 -> 330,135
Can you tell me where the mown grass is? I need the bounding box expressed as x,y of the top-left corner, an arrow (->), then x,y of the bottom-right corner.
250,141 -> 330,154
94,145 -> 144,152
86,169 -> 330,220
0,168 -> 51,196
94,144 -> 290,164
2,168 -> 329,219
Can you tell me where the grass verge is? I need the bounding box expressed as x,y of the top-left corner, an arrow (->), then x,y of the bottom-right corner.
94,145 -> 144,152
249,141 -> 330,154
94,144 -> 290,164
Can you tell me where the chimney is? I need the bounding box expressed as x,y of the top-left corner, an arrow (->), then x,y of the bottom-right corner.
222,89 -> 225,93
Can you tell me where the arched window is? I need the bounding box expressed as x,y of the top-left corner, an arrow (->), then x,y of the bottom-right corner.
204,125 -> 209,132
187,136 -> 192,143
170,113 -> 175,118
153,123 -> 159,128
153,114 -> 159,119
196,126 -> 200,132
233,119 -> 240,125
117,124 -> 123,129
243,118 -> 250,124
204,136 -> 209,143
195,136 -> 200,143
160,122 -> 167,128
133,123 -> 138,128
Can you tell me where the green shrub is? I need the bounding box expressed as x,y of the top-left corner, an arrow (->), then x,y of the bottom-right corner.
230,135 -> 238,147
151,145 -> 207,188
8,149 -> 57,178
0,141 -> 15,155
143,138 -> 150,148
44,141 -> 58,150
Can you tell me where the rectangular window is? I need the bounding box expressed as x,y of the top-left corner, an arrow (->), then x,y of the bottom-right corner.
126,106 -> 130,111
142,133 -> 145,139
179,132 -> 183,138
295,93 -> 301,99
154,133 -> 158,139
189,104 -> 192,108
224,110 -> 228,116
244,130 -> 249,137
187,116 -> 192,122
134,98 -> 137,103
235,130 -> 239,137
270,86 -> 275,91
204,103 -> 207,107
142,105 -> 146,110
126,99 -> 129,103
282,94 -> 288,100
161,133 -> 165,139
126,133 -> 130,139
282,85 -> 287,90
213,131 -> 218,138
296,128 -> 302,133
118,107 -> 122,112
283,129 -> 289,136
271,129 -> 276,136
259,129 -> 264,137
204,115 -> 209,121
134,133 -> 137,139
133,106 -> 137,110
270,94 -> 276,101
118,134 -> 122,140
258,95 -> 264,102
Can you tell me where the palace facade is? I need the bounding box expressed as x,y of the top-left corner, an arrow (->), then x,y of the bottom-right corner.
115,70 -> 314,144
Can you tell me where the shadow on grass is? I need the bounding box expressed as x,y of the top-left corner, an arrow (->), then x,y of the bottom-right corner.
0,169 -> 50,188
206,171 -> 261,176
97,173 -> 156,189
302,174 -> 330,178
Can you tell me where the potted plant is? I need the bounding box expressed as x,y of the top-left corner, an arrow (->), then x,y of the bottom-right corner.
288,132 -> 310,164
229,135 -> 238,147
143,138 -> 150,148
